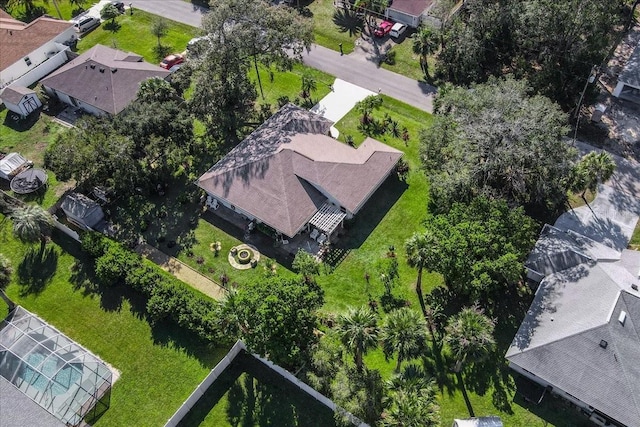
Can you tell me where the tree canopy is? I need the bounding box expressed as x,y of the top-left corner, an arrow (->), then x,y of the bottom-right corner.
189,0 -> 313,141
420,197 -> 537,300
420,77 -> 575,213
436,0 -> 627,107
227,277 -> 323,369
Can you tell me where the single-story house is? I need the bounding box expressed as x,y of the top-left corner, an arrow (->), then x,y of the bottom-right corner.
197,103 -> 403,240
60,192 -> 105,230
1,85 -> 42,118
613,41 -> 640,103
0,152 -> 29,181
507,176 -> 640,427
385,0 -> 434,28
40,44 -> 171,116
0,9 -> 75,91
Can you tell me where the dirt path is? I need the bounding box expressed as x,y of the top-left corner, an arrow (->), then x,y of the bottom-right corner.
135,243 -> 227,300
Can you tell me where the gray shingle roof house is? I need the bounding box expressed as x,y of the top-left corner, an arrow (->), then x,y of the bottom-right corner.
40,44 -> 170,116
60,192 -> 105,230
197,103 -> 403,238
508,168 -> 640,426
385,0 -> 434,28
0,376 -> 65,427
613,41 -> 640,103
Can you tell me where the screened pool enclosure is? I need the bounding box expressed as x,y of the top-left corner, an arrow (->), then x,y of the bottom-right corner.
0,307 -> 112,426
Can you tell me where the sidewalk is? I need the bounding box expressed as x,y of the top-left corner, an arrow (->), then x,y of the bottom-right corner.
135,242 -> 227,300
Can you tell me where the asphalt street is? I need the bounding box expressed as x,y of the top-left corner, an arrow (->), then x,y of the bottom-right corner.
133,0 -> 435,112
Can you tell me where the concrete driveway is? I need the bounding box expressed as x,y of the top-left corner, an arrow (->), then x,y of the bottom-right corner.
310,79 -> 374,137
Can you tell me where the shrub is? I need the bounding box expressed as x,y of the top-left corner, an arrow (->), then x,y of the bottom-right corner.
81,232 -> 109,258
95,243 -> 142,286
126,264 -> 163,294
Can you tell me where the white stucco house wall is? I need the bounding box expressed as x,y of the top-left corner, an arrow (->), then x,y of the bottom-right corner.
0,9 -> 75,92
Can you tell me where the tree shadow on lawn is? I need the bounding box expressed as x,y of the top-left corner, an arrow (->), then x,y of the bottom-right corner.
17,245 -> 58,296
3,109 -> 41,133
332,7 -> 364,36
335,174 -> 408,252
179,351 -> 335,427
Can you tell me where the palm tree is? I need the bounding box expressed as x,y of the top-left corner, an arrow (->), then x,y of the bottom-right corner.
0,254 -> 15,311
10,204 -> 53,252
445,304 -> 495,417
300,73 -> 317,100
412,26 -> 439,78
380,307 -> 428,372
445,304 -> 495,373
572,151 -> 616,199
383,364 -> 440,427
405,232 -> 433,319
337,306 -> 379,372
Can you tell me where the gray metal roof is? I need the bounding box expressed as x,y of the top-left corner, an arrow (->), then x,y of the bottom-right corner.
60,192 -> 104,228
0,376 -> 65,427
619,41 -> 640,89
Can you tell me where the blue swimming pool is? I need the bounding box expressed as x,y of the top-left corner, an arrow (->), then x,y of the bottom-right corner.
20,352 -> 82,395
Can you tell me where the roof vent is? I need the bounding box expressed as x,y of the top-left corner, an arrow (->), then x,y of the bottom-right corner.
599,340 -> 608,349
99,68 -> 105,73
632,284 -> 638,291
90,64 -> 96,69
619,311 -> 627,326
111,68 -> 117,73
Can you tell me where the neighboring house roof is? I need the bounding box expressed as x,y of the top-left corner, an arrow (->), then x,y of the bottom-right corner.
1,85 -> 36,104
619,41 -> 640,88
508,154 -> 640,427
0,377 -> 65,427
388,0 -> 433,17
0,10 -> 73,71
40,44 -> 170,115
60,192 -> 105,228
197,103 -> 403,237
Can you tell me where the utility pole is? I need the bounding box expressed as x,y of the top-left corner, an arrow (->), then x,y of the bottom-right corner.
573,65 -> 598,143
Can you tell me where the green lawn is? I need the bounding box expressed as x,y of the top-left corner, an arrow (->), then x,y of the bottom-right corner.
380,36 -> 434,81
306,0 -> 361,54
7,0 -> 98,21
630,220 -> 640,250
317,95 -> 436,313
179,351 -> 337,427
0,108 -> 73,209
0,217 -> 227,427
78,10 -> 198,63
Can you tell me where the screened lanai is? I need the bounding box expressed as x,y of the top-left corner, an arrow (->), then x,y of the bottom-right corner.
0,307 -> 112,426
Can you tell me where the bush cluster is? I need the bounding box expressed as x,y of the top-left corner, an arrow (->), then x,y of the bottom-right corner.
81,232 -> 224,343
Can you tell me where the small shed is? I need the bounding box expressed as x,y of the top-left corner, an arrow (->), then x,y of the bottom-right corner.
452,416 -> 504,427
1,86 -> 42,118
0,153 -> 29,181
60,192 -> 105,230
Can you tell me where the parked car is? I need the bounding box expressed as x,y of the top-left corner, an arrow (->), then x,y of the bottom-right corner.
159,54 -> 185,69
74,16 -> 100,33
374,20 -> 394,38
110,1 -> 125,13
389,22 -> 407,39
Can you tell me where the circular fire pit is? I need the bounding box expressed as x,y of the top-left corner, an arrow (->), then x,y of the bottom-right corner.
228,244 -> 261,270
237,249 -> 252,264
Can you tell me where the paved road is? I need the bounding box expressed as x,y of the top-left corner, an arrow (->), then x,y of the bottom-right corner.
134,0 -> 435,112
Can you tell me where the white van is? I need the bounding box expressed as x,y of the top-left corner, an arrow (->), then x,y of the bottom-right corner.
389,23 -> 407,39
74,16 -> 100,33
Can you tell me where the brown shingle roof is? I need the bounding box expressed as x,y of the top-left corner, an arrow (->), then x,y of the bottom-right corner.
388,0 -> 432,17
197,104 -> 402,237
0,10 -> 73,71
40,45 -> 170,115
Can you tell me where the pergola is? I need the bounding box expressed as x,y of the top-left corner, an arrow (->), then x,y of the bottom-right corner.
308,203 -> 346,240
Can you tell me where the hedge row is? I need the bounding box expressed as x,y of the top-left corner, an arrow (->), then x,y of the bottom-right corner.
81,232 -> 224,343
